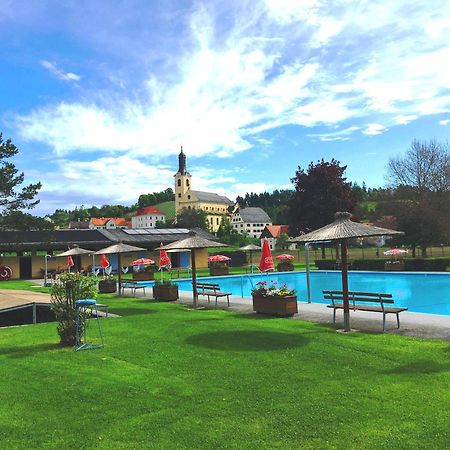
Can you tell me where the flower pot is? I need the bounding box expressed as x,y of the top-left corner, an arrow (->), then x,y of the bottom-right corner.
153,284 -> 179,301
132,272 -> 154,281
277,262 -> 294,272
384,262 -> 404,271
209,267 -> 229,276
252,294 -> 298,317
98,279 -> 117,293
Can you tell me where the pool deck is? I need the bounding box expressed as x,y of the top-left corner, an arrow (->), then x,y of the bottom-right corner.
174,291 -> 450,342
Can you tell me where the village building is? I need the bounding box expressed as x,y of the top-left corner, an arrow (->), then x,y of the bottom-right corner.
260,225 -> 289,250
174,147 -> 233,232
88,217 -> 131,230
131,206 -> 165,229
231,207 -> 272,239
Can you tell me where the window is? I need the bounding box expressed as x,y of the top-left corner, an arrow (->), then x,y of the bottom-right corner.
216,218 -> 219,225
186,179 -> 190,186
188,206 -> 191,210
187,195 -> 191,199
178,193 -> 181,198
177,179 -> 181,187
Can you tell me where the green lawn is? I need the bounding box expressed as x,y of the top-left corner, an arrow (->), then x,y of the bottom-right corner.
1,289 -> 449,449
155,201 -> 176,220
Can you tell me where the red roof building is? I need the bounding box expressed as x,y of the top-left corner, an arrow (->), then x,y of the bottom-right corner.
131,206 -> 166,229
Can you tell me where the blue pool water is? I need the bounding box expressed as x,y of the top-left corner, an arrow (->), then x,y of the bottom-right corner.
153,271 -> 450,316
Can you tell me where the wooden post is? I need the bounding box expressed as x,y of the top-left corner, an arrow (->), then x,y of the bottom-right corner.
341,240 -> 350,332
191,249 -> 198,308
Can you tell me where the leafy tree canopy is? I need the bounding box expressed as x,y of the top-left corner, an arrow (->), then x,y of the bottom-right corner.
0,133 -> 41,214
288,158 -> 356,235
176,207 -> 209,230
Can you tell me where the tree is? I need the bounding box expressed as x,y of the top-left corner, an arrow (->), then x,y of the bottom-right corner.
0,133 -> 41,213
387,139 -> 450,195
0,211 -> 54,231
387,140 -> 449,255
288,158 -> 357,236
176,207 -> 209,230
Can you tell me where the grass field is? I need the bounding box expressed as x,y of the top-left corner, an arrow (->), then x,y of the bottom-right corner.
155,201 -> 176,220
1,283 -> 449,449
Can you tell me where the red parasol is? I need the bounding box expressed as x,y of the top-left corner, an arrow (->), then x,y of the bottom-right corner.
208,255 -> 231,262
100,254 -> 110,268
159,243 -> 171,269
131,258 -> 155,266
383,248 -> 408,256
276,254 -> 294,261
259,239 -> 274,272
67,256 -> 74,270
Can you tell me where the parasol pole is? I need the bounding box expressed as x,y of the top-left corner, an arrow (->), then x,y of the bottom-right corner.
118,253 -> 122,295
191,249 -> 198,308
341,239 -> 350,332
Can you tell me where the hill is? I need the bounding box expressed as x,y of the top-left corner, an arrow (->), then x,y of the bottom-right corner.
156,201 -> 176,220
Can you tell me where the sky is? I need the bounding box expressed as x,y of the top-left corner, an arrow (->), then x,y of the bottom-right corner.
1,0 -> 450,216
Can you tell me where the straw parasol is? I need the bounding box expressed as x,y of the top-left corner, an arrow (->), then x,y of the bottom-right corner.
292,212 -> 403,332
239,244 -> 261,272
162,232 -> 226,307
57,246 -> 93,257
95,243 -> 146,294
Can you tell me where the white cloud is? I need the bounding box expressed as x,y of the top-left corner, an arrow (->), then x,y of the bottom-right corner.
307,126 -> 360,141
14,1 -> 450,163
394,115 -> 418,125
363,123 -> 387,136
40,60 -> 81,82
439,119 -> 450,126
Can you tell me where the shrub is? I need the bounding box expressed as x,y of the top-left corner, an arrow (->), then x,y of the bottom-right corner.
51,273 -> 98,347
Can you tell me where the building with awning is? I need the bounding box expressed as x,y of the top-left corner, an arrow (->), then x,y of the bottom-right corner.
0,227 -> 217,279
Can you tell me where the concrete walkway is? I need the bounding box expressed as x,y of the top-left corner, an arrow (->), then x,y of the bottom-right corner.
168,291 -> 450,342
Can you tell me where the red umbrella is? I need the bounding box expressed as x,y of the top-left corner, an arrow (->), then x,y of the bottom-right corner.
208,255 -> 231,262
67,256 -> 74,271
383,248 -> 408,256
131,258 -> 155,266
159,243 -> 171,269
259,239 -> 274,272
276,254 -> 294,260
100,254 -> 110,268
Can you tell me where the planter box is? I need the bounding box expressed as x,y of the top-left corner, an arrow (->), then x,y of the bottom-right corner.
153,285 -> 179,301
133,272 -> 155,281
277,262 -> 294,272
385,262 -> 404,271
252,294 -> 298,317
98,280 -> 117,293
209,267 -> 229,276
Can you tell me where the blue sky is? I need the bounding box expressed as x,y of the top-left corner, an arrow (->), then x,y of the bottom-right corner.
1,0 -> 449,216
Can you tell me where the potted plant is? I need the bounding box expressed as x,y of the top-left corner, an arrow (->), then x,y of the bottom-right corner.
384,260 -> 405,271
132,264 -> 157,281
251,281 -> 298,317
152,279 -> 179,301
277,261 -> 294,272
98,275 -> 117,293
209,261 -> 229,276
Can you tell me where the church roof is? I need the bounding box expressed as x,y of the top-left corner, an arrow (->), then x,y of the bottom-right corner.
190,190 -> 233,205
236,207 -> 271,223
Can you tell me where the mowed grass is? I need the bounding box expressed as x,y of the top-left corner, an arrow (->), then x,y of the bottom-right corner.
1,293 -> 450,449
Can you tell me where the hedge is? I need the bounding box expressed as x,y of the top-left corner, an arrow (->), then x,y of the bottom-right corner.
314,258 -> 450,272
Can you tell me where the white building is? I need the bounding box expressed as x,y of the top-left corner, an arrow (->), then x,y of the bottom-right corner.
231,207 -> 272,239
131,206 -> 165,229
89,217 -> 130,230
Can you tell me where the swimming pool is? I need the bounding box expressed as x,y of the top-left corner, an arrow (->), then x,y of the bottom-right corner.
157,271 -> 450,316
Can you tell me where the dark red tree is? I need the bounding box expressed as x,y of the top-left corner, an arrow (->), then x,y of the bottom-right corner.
288,158 -> 356,236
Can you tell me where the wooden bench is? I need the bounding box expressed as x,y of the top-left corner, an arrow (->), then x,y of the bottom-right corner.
121,282 -> 146,296
196,282 -> 232,308
323,290 -> 408,331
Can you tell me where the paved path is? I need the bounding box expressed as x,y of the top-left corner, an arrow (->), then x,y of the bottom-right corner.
0,289 -> 51,311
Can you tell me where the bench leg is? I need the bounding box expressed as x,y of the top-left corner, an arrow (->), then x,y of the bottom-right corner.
396,313 -> 400,328
227,295 -> 229,307
215,298 -> 218,309
333,308 -> 336,324
383,313 -> 386,332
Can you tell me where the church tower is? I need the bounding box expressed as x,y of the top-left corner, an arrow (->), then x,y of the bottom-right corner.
174,146 -> 192,215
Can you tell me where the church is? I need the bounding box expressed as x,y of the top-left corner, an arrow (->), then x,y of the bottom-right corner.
174,148 -> 233,232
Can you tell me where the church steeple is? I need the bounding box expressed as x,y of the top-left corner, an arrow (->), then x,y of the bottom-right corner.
177,146 -> 187,175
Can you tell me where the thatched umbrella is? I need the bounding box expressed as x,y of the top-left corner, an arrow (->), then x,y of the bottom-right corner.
95,243 -> 146,294
292,212 -> 403,332
239,244 -> 261,272
162,232 -> 226,307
